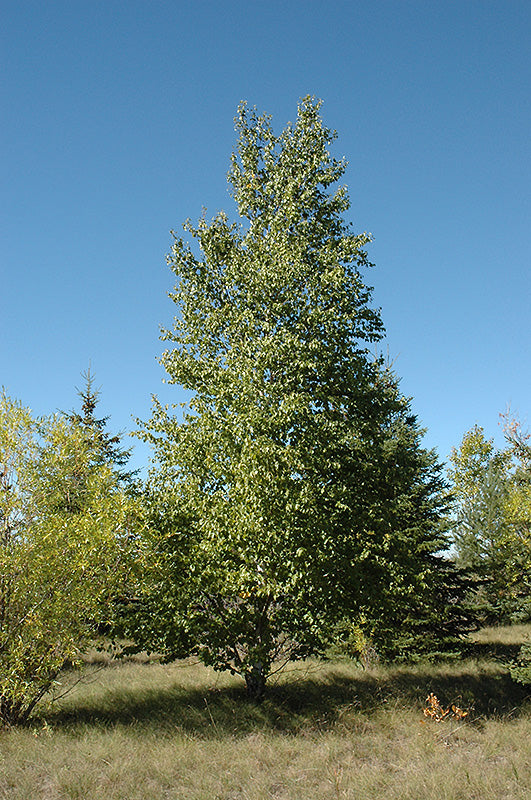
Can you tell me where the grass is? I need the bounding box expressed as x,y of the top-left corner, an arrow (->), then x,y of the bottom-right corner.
1,626 -> 531,799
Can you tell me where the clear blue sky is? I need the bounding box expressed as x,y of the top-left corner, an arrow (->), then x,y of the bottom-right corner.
2,0 -> 530,474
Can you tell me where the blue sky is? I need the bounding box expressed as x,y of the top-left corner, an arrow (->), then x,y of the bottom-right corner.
1,0 -> 530,474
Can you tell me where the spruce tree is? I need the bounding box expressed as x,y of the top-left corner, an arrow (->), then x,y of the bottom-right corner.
67,367 -> 138,490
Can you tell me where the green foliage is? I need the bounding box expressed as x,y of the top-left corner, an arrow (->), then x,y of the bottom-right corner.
511,641 -> 531,685
502,414 -> 531,616
449,421 -> 531,624
448,424 -> 498,501
136,98 -> 469,699
501,415 -> 531,680
0,389 -> 139,726
66,366 -> 139,489
448,425 -> 510,576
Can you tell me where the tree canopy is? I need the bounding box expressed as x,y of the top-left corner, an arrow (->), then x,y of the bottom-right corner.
0,390 -> 139,726
449,418 -> 531,624
132,98 -> 468,699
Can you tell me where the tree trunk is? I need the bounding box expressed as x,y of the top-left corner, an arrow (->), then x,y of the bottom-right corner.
0,694 -> 23,728
244,661 -> 266,703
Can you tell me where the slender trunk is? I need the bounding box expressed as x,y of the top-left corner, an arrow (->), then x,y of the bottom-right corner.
244,594 -> 273,702
244,661 -> 266,703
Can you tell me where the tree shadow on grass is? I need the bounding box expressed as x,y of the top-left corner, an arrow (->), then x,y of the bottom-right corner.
37,659 -> 531,738
463,641 -> 523,662
266,663 -> 531,727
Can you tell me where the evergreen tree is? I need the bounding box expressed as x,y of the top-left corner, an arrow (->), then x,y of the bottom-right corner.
66,367 -> 138,490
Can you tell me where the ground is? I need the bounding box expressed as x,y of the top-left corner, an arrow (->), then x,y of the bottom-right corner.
1,626 -> 530,800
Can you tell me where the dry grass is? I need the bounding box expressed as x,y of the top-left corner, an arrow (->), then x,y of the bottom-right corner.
1,627 -> 531,799
470,623 -> 531,646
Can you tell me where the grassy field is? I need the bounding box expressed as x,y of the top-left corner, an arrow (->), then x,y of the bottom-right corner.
1,626 -> 531,800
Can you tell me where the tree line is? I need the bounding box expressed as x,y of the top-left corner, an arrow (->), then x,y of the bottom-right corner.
1,97 -> 530,725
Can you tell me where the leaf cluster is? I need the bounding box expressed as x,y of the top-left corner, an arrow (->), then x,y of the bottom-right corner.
0,390 -> 140,726
449,420 -> 531,625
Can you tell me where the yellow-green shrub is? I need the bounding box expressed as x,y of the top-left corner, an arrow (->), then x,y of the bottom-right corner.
0,390 -> 139,726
